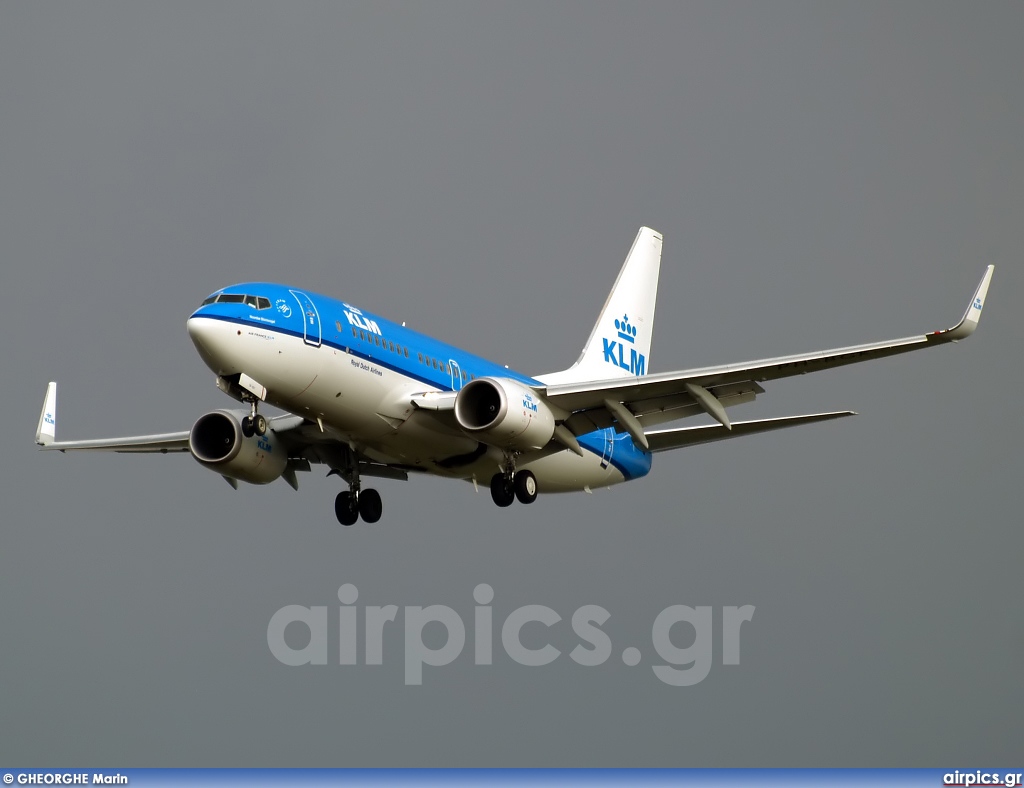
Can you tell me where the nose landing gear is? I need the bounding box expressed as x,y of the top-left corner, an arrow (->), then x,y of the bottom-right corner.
240,398 -> 267,438
241,413 -> 267,437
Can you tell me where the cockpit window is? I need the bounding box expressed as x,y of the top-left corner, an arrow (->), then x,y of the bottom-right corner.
201,293 -> 273,309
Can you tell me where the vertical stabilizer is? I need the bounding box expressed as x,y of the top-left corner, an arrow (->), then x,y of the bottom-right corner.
537,227 -> 663,384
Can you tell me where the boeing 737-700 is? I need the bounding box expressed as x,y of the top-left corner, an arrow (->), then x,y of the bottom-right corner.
35,228 -> 993,525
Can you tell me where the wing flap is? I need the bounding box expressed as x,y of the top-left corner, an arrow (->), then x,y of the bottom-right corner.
645,411 -> 856,453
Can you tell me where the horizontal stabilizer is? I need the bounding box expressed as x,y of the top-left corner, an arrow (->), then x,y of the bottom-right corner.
645,411 -> 856,453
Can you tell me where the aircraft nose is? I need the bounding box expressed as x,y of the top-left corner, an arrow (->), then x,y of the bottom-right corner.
187,316 -> 241,376
187,315 -> 214,357
186,314 -> 210,345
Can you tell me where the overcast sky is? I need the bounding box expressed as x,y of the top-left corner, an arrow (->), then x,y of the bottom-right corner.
1,1 -> 1022,766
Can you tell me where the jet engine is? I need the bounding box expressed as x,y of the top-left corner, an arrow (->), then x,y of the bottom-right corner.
454,377 -> 556,451
189,410 -> 287,485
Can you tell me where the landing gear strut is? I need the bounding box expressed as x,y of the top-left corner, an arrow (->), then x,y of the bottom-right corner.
331,461 -> 382,526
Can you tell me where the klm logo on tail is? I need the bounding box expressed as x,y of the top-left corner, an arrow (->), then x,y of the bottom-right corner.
603,314 -> 645,375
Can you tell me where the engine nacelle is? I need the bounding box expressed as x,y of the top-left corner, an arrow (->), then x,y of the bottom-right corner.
188,410 -> 287,485
454,377 -> 556,452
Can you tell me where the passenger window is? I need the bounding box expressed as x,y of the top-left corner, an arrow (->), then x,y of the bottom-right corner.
351,327 -> 357,338
404,348 -> 409,358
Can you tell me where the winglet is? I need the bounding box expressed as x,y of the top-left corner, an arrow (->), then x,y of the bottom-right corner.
938,265 -> 994,341
35,382 -> 57,446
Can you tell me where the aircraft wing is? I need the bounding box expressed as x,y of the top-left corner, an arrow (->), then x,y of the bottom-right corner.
34,383 -> 318,460
541,265 -> 993,442
34,382 -> 191,453
34,381 -> 407,489
39,432 -> 193,453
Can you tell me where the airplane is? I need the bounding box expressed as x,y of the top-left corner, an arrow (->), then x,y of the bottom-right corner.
35,227 -> 993,526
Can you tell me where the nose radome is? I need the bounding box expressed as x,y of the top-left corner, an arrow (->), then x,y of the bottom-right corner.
186,315 -> 213,346
187,316 -> 241,376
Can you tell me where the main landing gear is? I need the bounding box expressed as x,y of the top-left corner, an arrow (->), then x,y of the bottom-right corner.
490,468 -> 538,508
331,463 -> 382,526
334,488 -> 382,526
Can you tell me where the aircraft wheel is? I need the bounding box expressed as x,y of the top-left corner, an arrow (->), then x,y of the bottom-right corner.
241,416 -> 255,438
253,414 -> 268,436
514,470 -> 538,504
358,488 -> 383,524
490,473 -> 515,507
335,491 -> 358,526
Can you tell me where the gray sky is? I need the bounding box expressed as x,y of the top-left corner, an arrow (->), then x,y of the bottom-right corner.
1,1 -> 1021,766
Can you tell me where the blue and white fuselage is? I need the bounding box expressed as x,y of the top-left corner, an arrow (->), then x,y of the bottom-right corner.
186,283 -> 653,491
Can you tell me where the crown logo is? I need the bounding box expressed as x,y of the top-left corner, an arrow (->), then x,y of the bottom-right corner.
614,315 -> 637,343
